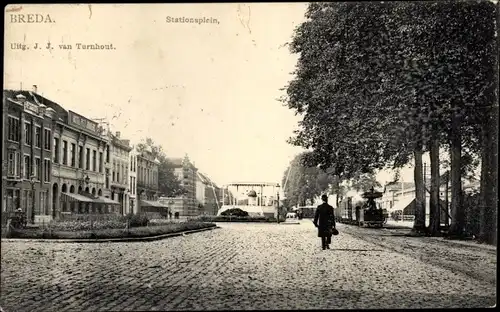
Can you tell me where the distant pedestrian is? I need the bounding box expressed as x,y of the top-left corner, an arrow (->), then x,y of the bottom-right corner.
314,194 -> 336,250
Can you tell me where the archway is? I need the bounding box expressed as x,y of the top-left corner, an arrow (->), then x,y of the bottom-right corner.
52,183 -> 58,219
85,186 -> 90,193
70,185 -> 75,193
98,189 -> 102,196
91,188 -> 96,196
78,185 -> 83,193
62,184 -> 67,193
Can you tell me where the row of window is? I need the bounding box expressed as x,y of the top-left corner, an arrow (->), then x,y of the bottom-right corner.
6,150 -> 51,182
137,166 -> 158,186
9,115 -> 114,171
8,117 -> 145,185
130,155 -> 137,173
7,116 -> 52,150
53,138 -> 104,172
129,176 -> 136,195
112,161 -> 128,185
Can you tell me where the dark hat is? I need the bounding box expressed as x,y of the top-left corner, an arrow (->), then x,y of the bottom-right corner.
321,194 -> 328,201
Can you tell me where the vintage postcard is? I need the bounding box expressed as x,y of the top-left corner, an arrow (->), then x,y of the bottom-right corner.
2,3 -> 497,311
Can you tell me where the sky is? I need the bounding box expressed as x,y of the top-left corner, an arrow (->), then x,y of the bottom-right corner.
4,3 -> 307,186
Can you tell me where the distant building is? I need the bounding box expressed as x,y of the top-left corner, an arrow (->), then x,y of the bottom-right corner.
196,171 -> 221,215
107,131 -> 133,215
136,146 -> 161,215
128,146 -> 138,214
380,182 -> 415,211
49,101 -> 112,217
379,173 -> 478,224
167,155 -> 198,216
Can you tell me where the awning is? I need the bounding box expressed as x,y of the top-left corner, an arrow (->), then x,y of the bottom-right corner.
140,200 -> 169,208
94,196 -> 120,205
61,192 -> 95,203
388,197 -> 415,213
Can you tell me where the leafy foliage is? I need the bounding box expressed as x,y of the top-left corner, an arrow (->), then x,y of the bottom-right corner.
282,152 -> 334,207
220,208 -> 249,217
283,1 -> 496,172
283,1 -> 498,240
347,172 -> 382,193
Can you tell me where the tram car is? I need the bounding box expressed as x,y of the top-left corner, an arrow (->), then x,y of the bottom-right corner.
358,188 -> 385,227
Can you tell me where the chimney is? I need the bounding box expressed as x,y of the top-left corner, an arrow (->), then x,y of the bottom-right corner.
115,131 -> 120,138
32,85 -> 38,94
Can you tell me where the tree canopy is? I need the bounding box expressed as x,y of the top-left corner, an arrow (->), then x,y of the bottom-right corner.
283,1 -> 498,242
282,1 -> 497,175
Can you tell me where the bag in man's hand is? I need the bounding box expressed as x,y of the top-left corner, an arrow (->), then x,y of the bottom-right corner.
332,227 -> 339,236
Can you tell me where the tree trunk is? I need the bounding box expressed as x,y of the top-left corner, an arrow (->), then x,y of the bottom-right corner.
479,105 -> 498,245
428,129 -> 441,236
445,172 -> 449,227
449,113 -> 464,237
413,144 -> 426,232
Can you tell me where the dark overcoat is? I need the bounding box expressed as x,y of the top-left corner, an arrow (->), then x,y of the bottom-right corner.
314,203 -> 336,237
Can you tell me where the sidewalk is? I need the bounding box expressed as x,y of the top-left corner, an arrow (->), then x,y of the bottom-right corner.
385,219 -> 414,229
382,220 -> 496,251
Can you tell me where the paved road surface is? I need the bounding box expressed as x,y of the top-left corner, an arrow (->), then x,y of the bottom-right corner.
1,221 -> 496,311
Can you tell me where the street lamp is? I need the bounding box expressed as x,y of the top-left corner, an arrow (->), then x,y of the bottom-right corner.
29,175 -> 36,223
276,183 -> 281,224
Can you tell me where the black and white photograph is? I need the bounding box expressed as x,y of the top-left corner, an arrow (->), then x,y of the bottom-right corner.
1,2 -> 498,310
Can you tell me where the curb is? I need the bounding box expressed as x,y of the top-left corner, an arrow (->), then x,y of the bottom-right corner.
1,226 -> 220,244
343,224 -> 496,252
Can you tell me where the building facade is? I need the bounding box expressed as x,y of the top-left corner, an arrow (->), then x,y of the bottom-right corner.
381,180 -> 454,224
136,146 -> 160,212
3,89 -> 55,224
108,131 -> 132,215
2,88 -> 120,222
196,172 -> 221,215
128,146 -> 138,214
168,155 -> 198,216
51,108 -> 109,216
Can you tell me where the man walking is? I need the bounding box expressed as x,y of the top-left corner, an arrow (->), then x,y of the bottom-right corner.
314,194 -> 336,250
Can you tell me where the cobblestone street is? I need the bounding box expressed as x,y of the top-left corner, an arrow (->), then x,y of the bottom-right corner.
1,221 -> 496,311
